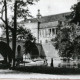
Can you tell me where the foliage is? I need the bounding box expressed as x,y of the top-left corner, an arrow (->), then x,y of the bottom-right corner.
0,41 -> 13,64
24,33 -> 39,59
54,24 -> 80,59
71,36 -> 80,59
54,27 -> 72,57
54,2 -> 80,58
66,2 -> 80,25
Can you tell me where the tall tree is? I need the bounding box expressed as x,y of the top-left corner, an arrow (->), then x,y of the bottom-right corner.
12,0 -> 17,66
0,0 -> 9,63
54,26 -> 72,57
0,0 -> 39,66
0,0 -> 9,45
4,0 -> 9,45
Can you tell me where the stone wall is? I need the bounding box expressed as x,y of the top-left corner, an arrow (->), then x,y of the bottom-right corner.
9,41 -> 45,59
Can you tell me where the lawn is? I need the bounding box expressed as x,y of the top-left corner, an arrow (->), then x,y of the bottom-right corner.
12,66 -> 80,74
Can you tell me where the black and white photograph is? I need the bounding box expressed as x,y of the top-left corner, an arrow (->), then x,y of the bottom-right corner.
0,0 -> 80,79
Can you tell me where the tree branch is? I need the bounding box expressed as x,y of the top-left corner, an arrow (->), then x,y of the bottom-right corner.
0,4 -> 14,32
0,17 -> 5,23
0,17 -> 14,32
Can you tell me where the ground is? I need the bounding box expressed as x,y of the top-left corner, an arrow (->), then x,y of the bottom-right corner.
0,69 -> 80,79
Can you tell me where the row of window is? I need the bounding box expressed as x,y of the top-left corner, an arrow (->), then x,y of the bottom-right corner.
39,28 -> 57,37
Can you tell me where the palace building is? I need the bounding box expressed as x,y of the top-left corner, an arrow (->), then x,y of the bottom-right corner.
19,10 -> 70,44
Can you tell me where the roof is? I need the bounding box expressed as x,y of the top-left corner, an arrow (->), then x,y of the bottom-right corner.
40,21 -> 58,29
20,12 -> 71,24
39,12 -> 71,23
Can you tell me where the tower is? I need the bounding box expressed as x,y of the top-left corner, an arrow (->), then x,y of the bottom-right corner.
37,9 -> 41,43
37,9 -> 41,19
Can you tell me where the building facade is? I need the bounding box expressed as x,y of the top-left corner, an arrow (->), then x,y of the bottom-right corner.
20,11 -> 70,44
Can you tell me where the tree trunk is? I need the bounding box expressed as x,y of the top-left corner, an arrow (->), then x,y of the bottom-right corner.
13,0 -> 17,67
4,0 -> 9,45
4,0 -> 9,63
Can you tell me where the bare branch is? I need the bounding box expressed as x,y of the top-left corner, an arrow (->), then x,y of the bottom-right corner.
2,5 -> 5,18
0,2 -> 14,32
0,4 -> 5,22
8,25 -> 14,32
0,17 -> 5,23
0,17 -> 14,32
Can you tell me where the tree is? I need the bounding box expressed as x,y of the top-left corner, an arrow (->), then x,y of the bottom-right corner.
4,0 -> 9,46
0,0 -> 39,66
71,36 -> 80,59
66,1 -> 80,25
23,28 -> 40,59
54,27 -> 72,57
65,1 -> 80,59
54,1 -> 80,60
0,0 -> 9,46
0,0 -> 10,63
17,26 -> 31,39
53,20 -> 73,58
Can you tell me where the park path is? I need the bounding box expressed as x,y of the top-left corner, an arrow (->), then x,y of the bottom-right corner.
0,69 -> 80,79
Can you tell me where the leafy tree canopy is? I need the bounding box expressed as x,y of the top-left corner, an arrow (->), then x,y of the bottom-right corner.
66,2 -> 80,25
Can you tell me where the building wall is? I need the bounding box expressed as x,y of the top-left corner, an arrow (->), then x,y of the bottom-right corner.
9,40 -> 46,59
21,21 -> 59,44
9,40 -> 25,59
20,22 -> 39,42
18,12 -> 70,44
39,27 -> 57,43
38,21 -> 61,43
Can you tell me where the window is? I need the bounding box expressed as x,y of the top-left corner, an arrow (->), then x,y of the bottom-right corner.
49,29 -> 51,36
52,28 -> 55,35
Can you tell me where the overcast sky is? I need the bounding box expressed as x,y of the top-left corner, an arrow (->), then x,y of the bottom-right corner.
0,0 -> 78,36
29,0 -> 77,17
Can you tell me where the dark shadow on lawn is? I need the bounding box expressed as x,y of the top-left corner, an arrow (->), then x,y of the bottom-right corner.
0,64 -> 10,69
12,66 -> 80,75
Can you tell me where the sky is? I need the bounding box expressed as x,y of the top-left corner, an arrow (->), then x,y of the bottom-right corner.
29,0 -> 77,17
0,0 -> 78,37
